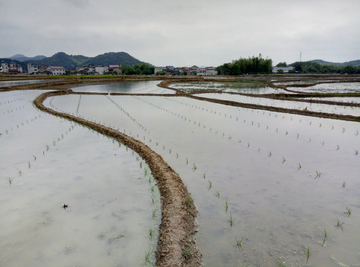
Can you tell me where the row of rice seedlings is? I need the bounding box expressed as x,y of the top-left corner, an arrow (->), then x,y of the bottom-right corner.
118,97 -> 358,245
165,96 -> 359,136
0,105 -> 25,115
0,115 -> 41,136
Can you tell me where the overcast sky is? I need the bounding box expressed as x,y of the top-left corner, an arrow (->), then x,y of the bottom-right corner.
1,0 -> 359,66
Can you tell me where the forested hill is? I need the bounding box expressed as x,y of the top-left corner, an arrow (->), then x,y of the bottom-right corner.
24,52 -> 145,68
311,59 -> 360,66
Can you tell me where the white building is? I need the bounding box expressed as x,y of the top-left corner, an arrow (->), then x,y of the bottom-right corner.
27,63 -> 38,75
0,62 -> 9,73
95,65 -> 109,75
46,66 -> 65,75
272,66 -> 294,73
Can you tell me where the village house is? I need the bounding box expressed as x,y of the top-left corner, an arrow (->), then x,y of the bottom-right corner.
0,62 -> 9,73
27,63 -> 38,75
95,64 -> 109,75
272,66 -> 294,73
46,66 -> 65,75
190,65 -> 200,75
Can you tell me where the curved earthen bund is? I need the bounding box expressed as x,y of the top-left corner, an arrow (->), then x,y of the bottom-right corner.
34,90 -> 201,267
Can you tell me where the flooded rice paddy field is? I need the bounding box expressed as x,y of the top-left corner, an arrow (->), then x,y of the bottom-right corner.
0,90 -> 160,267
290,83 -> 360,94
48,82 -> 360,267
0,80 -> 54,87
70,80 -> 175,94
195,93 -> 360,116
304,97 -> 360,104
171,81 -> 292,94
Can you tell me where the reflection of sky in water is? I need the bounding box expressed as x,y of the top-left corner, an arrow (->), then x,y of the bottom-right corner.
0,90 -> 160,266
305,97 -> 360,103
171,81 -> 295,94
50,93 -> 360,266
70,80 -> 175,94
0,80 -> 53,87
196,93 -> 360,116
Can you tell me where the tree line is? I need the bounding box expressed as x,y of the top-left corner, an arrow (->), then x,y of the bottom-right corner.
216,56 -> 273,75
120,63 -> 154,75
278,61 -> 360,74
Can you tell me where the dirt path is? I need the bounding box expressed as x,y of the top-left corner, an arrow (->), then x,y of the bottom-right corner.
33,90 -> 201,267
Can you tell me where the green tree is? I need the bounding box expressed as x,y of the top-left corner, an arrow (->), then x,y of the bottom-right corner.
276,62 -> 287,67
343,65 -> 356,74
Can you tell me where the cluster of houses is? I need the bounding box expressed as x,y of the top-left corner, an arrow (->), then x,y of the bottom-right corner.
0,61 -> 218,76
155,66 -> 217,76
0,61 -> 23,74
0,61 -> 123,76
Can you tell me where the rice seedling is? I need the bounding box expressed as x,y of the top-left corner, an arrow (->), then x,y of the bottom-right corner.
176,153 -> 179,159
335,218 -> 344,231
156,142 -> 158,146
162,146 -> 165,150
148,175 -> 152,183
151,196 -> 155,205
169,149 -> 172,154
235,237 -> 243,249
186,158 -> 188,165
344,207 -> 351,217
336,145 -> 340,151
285,131 -> 288,135
144,167 -> 149,176
152,209 -> 157,219
182,245 -> 192,262
268,151 -> 272,157
203,173 -> 206,179
8,178 -> 13,187
126,145 -> 128,151
355,130 -> 359,136
215,191 -> 220,198
140,162 -> 143,168
297,163 -> 302,171
228,213 -> 234,227
53,140 -> 56,146
355,150 -> 358,156
321,141 -> 325,146
114,234 -> 125,239
225,201 -> 228,211
247,142 -> 250,148
257,148 -> 260,152
308,138 -> 311,142
185,195 -> 194,207
315,170 -> 321,179
46,145 -> 50,151
33,155 -> 36,161
305,247 -> 310,264
277,262 -> 287,267
281,157 -> 286,164
16,168 -> 22,176
144,251 -> 152,263
208,180 -> 212,190
323,229 -> 327,246
192,163 -> 197,171
342,181 -> 346,188
43,151 -> 45,155
28,161 -> 31,169
343,127 -> 346,133
151,185 -> 155,193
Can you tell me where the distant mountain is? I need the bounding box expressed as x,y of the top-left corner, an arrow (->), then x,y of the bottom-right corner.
9,54 -> 46,62
25,51 -> 145,69
311,59 -> 360,66
82,52 -> 143,67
